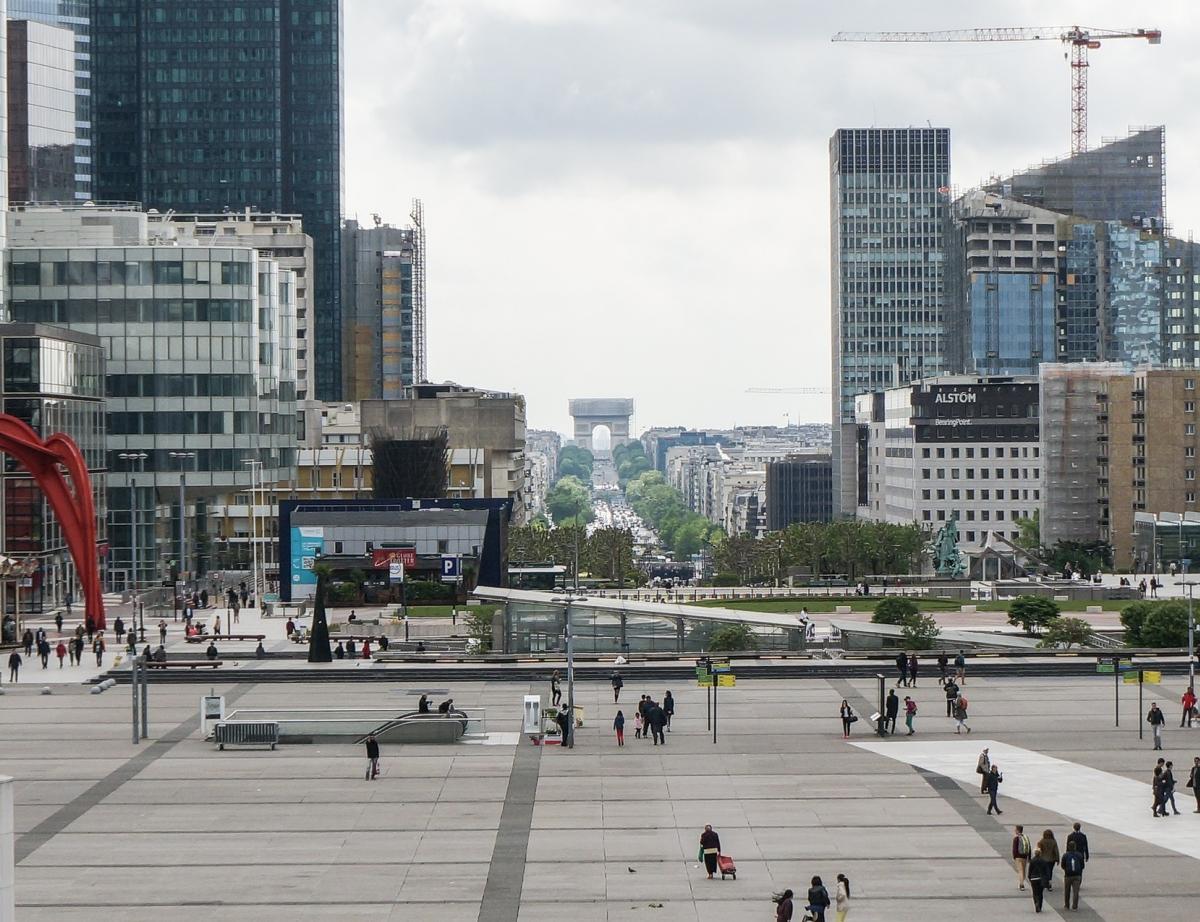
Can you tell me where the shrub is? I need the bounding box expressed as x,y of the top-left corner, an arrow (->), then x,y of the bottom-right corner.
708,623 -> 758,651
1038,616 -> 1093,649
873,597 -> 918,625
901,613 -> 940,650
1119,601 -> 1154,645
1140,601 -> 1191,647
1007,595 -> 1060,633
710,573 -> 740,587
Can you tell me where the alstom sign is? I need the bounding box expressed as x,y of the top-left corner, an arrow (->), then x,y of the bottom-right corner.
934,391 -> 977,404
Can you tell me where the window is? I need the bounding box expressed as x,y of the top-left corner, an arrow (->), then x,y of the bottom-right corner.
1187,469 -> 1196,481
334,541 -> 344,554
966,447 -> 975,459
921,490 -> 931,500
1011,468 -> 1020,479
936,489 -> 946,500
981,490 -> 990,500
995,447 -> 1005,458
936,469 -> 945,479
951,447 -> 960,459
981,447 -> 990,458
966,490 -> 975,499
1187,447 -> 1195,458
966,510 -> 975,521
921,468 -> 930,479
1188,492 -> 1197,504
936,447 -> 945,458
922,448 -> 930,458
922,510 -> 932,521
1188,402 -> 1196,413
1188,425 -> 1196,436
1187,378 -> 1196,390
981,510 -> 990,521
937,510 -> 946,521
997,511 -> 1005,521
951,489 -> 960,500
966,531 -> 976,542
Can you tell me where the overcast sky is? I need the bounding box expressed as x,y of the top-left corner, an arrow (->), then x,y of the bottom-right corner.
344,0 -> 1200,437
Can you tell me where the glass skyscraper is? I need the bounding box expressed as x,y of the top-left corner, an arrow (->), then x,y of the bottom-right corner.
91,0 -> 343,400
6,18 -> 77,203
8,0 -> 91,200
830,127 -> 950,516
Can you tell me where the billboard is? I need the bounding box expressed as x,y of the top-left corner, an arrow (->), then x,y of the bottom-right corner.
290,526 -> 325,586
371,547 -> 417,570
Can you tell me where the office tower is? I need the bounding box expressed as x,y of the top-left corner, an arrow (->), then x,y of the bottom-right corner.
342,212 -> 426,400
91,0 -> 344,399
8,1 -> 89,200
6,204 -> 298,586
830,127 -> 950,516
765,455 -> 832,529
7,19 -> 76,203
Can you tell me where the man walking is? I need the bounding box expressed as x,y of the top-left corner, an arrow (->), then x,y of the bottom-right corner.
895,650 -> 908,688
647,700 -> 666,745
1147,701 -> 1165,750
1164,761 -> 1182,815
1012,825 -> 1032,891
364,733 -> 380,780
908,653 -> 919,688
954,649 -> 967,685
7,649 -> 20,683
937,650 -> 949,686
986,763 -> 1003,815
1189,757 -> 1200,813
885,689 -> 899,735
1065,823 -> 1089,864
611,671 -> 623,703
944,677 -> 959,717
1060,839 -> 1085,911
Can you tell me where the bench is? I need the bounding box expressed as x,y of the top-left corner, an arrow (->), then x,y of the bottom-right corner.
186,634 -> 265,643
145,659 -> 223,669
214,720 -> 279,750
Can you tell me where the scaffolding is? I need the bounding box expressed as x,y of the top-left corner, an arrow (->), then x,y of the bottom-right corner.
409,198 -> 428,384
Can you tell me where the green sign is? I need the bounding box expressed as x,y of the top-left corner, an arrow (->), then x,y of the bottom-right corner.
695,667 -> 711,681
697,675 -> 713,688
1096,663 -> 1114,674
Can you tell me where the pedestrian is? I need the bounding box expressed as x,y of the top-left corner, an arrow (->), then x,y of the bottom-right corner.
114,616 -> 124,639
954,694 -> 971,734
663,690 -> 675,731
633,708 -> 643,740
1182,686 -> 1197,727
637,695 -> 649,741
944,677 -> 959,717
611,670 -> 623,703
1028,847 -> 1051,912
73,635 -> 83,666
805,875 -> 831,922
908,653 -> 919,687
232,604 -> 240,625
885,689 -> 899,735
773,889 -> 794,922
986,763 -> 1004,815
38,638 -> 50,668
937,650 -> 949,685
1037,830 -> 1059,890
834,874 -> 850,922
550,670 -> 562,707
1152,760 -> 1167,817
85,615 -> 95,644
55,641 -> 66,668
903,695 -> 917,735
954,649 -> 966,685
158,620 -> 168,646
286,617 -> 295,637
977,747 -> 991,793
22,628 -> 33,657
614,710 -> 625,746
334,641 -> 345,660
1012,824 -> 1032,890
347,639 -> 356,657
213,614 -> 222,637
1150,576 -> 1158,598
1164,760 -> 1181,815
93,634 -> 105,667
7,650 -> 20,682
839,699 -> 856,739
54,612 -> 63,634
1189,756 -> 1200,813
1147,701 -> 1165,750
1065,822 -> 1089,863
699,824 -> 721,879
362,640 -> 371,659
1060,839 -> 1085,911
364,732 -> 380,780
647,700 -> 666,745
206,640 -> 219,660
895,650 -> 909,687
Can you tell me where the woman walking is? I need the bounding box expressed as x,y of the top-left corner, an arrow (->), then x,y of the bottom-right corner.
903,696 -> 917,735
1037,830 -> 1059,891
1028,847 -> 1052,913
663,690 -> 675,731
834,874 -> 850,922
699,824 -> 721,879
839,699 -> 855,739
985,763 -> 1003,815
550,670 -> 562,707
805,875 -> 831,922
772,889 -> 794,922
613,710 -> 625,747
954,694 -> 971,734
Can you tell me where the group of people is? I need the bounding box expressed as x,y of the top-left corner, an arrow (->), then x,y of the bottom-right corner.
1012,824 -> 1089,913
773,874 -> 851,922
614,691 -> 674,745
1151,756 -> 1200,816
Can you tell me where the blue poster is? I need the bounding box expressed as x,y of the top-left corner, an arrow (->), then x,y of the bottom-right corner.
290,526 -> 324,589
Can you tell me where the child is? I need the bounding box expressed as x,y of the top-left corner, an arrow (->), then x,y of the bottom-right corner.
634,710 -> 643,739
614,710 -> 625,746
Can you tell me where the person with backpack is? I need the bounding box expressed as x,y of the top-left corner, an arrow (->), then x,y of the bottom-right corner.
1060,840 -> 1085,910
943,677 -> 959,717
903,696 -> 917,735
1065,823 -> 1089,864
1147,701 -> 1166,750
1012,825 -> 1032,890
954,650 -> 967,685
804,875 -> 831,922
954,694 -> 971,734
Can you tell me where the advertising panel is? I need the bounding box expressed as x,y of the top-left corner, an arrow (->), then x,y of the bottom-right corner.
290,526 -> 325,586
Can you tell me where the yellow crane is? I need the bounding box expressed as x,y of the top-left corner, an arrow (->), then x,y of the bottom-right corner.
832,26 -> 1162,155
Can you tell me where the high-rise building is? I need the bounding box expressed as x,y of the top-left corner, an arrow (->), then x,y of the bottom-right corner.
5,204 -> 298,587
342,213 -> 426,400
765,455 -> 832,530
830,127 -> 951,516
8,1 -> 90,201
6,19 -> 76,204
91,0 -> 344,399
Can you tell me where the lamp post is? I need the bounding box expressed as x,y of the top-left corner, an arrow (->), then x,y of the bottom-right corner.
169,452 -> 196,599
551,592 -> 580,748
243,459 -> 263,605
1182,581 -> 1198,693
118,452 -> 148,640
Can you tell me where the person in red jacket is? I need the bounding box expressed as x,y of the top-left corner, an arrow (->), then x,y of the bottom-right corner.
1182,686 -> 1197,728
55,641 -> 67,668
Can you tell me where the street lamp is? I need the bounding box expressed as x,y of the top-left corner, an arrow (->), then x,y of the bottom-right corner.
1180,581 -> 1198,692
243,459 -> 263,605
169,452 -> 196,594
551,592 -> 582,748
118,452 -> 148,640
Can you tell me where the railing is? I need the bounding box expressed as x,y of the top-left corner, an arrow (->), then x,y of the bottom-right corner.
222,707 -> 487,741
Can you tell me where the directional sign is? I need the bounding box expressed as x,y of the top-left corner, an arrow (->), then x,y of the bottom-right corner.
695,666 -> 711,681
441,556 -> 462,580
709,657 -> 732,674
697,675 -> 714,688
716,674 -> 736,687
1096,663 -> 1114,674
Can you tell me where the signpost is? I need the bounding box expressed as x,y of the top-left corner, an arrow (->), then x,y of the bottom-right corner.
696,656 -> 733,744
1099,656 -> 1135,727
441,556 -> 462,582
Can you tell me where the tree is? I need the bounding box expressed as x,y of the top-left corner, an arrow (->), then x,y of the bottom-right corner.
708,623 -> 758,651
1008,595 -> 1061,633
873,597 -> 918,626
1140,601 -> 1191,647
1014,510 -> 1040,553
1120,601 -> 1155,645
1038,617 -> 1093,649
465,608 -> 495,653
901,613 -> 940,650
546,475 -> 592,526
307,563 -> 333,663
557,445 -> 594,482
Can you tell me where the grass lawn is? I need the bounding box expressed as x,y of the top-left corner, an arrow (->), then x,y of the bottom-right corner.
688,596 -> 1137,614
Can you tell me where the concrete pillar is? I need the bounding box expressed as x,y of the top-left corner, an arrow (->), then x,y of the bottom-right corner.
675,617 -> 684,653
0,775 -> 13,922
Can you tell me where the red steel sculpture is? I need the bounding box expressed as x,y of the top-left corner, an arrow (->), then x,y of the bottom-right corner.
0,414 -> 105,629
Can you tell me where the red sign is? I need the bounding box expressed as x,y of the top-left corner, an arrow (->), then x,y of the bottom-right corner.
372,547 -> 416,570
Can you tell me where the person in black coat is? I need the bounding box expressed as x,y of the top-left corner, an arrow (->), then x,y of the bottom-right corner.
885,689 -> 900,735
206,641 -> 219,660
663,691 -> 675,731
647,703 -> 667,745
1028,848 -> 1052,913
611,671 -> 623,703
895,650 -> 909,687
1065,823 -> 1089,863
805,875 -> 831,922
699,825 -> 721,879
986,764 -> 1004,815
364,733 -> 380,780
418,694 -> 430,713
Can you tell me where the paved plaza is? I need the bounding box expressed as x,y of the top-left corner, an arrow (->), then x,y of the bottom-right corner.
3,665 -> 1200,921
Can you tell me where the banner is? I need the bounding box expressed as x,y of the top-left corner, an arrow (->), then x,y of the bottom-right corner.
290,526 -> 324,586
371,547 -> 417,570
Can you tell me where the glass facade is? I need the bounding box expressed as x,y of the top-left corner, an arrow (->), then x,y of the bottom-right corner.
92,0 -> 343,399
1105,223 -> 1163,365
6,232 -> 297,586
969,272 -> 1055,375
0,325 -> 106,612
8,1 -> 92,200
7,19 -> 78,203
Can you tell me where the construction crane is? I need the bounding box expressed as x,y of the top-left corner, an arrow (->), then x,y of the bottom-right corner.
746,387 -> 830,396
832,26 -> 1162,155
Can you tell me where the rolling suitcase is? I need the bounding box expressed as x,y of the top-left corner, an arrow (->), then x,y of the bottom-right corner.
717,854 -> 736,880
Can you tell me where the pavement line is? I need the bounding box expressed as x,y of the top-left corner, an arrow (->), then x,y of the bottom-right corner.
15,682 -> 255,863
477,738 -> 542,922
853,739 -> 1200,862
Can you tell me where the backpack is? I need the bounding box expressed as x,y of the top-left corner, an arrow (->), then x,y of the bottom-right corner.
1062,852 -> 1084,876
